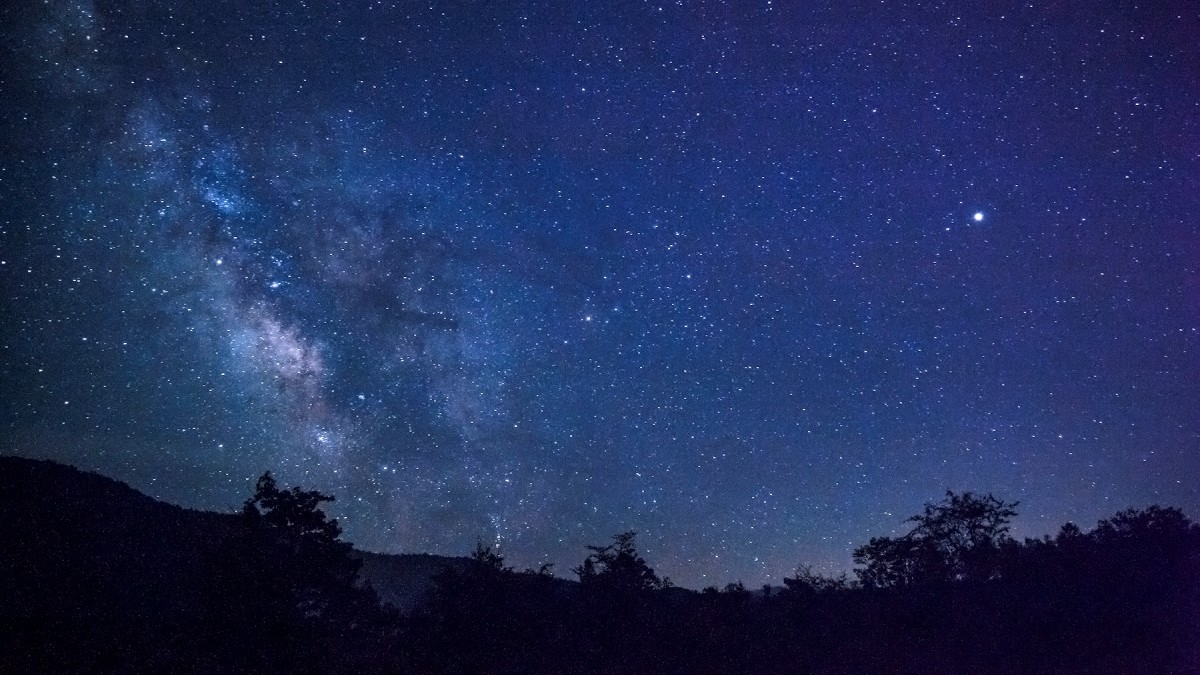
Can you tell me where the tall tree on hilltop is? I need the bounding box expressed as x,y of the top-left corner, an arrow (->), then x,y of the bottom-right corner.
204,472 -> 389,672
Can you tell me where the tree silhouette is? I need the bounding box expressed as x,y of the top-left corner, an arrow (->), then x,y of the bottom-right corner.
243,473 -> 344,542
204,472 -> 389,672
853,491 -> 1018,588
234,472 -> 376,624
1094,505 -> 1194,542
466,539 -> 510,573
574,531 -> 669,592
781,564 -> 851,597
851,533 -> 936,589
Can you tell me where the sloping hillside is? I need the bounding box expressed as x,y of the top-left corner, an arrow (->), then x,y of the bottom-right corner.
0,456 -> 463,615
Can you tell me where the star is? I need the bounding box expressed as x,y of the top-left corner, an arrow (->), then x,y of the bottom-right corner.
973,212 -> 984,222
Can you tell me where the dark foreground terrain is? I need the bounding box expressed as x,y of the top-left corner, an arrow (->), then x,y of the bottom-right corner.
2,456 -> 1197,674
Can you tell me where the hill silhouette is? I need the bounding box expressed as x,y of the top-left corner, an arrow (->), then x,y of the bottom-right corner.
0,456 -> 465,615
3,455 -> 1197,674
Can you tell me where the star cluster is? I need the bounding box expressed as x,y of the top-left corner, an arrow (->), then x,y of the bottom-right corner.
1,0 -> 1197,587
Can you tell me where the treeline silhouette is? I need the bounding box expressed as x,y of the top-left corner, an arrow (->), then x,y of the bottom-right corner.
2,457 -> 1197,673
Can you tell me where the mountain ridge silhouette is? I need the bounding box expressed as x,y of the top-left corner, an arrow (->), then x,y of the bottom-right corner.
0,455 -> 466,613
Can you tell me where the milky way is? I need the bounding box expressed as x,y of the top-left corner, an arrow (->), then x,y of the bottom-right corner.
2,0 -> 1197,587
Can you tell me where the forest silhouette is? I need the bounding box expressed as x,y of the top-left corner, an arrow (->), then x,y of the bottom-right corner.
1,456 -> 1197,673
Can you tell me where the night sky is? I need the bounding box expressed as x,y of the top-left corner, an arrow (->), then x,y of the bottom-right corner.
2,0 -> 1197,588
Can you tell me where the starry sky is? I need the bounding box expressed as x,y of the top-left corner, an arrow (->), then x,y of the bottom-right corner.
2,0 -> 1197,588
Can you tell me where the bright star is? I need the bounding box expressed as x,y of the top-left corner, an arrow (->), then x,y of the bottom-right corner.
973,212 -> 984,222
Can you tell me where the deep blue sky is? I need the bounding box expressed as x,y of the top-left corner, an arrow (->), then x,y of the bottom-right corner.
2,0 -> 1197,588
